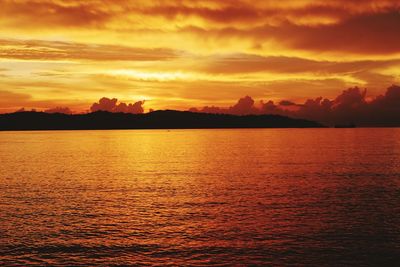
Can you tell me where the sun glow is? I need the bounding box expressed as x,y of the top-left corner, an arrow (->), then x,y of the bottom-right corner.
108,69 -> 192,81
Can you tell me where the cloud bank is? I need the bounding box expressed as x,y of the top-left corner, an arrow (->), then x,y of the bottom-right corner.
90,97 -> 144,114
190,85 -> 400,126
12,85 -> 400,126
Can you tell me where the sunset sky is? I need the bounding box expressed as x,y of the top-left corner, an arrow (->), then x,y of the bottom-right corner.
1,0 -> 400,113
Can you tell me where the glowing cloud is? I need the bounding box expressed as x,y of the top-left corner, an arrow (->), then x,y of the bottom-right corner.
1,0 -> 400,114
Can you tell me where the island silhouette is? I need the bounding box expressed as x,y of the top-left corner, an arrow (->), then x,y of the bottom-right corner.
0,110 -> 324,130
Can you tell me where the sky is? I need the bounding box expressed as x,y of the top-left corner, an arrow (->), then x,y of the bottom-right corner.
1,0 -> 400,116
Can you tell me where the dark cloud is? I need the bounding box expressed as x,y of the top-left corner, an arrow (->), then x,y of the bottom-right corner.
2,0 -> 399,29
90,97 -> 144,114
3,1 -> 400,56
279,100 -> 297,106
138,1 -> 400,27
284,11 -> 400,54
181,10 -> 400,55
189,96 -> 258,115
1,0 -> 111,28
230,96 -> 258,115
200,54 -> 400,74
190,85 -> 400,126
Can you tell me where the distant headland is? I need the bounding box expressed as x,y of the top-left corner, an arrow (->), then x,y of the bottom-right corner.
0,110 -> 324,131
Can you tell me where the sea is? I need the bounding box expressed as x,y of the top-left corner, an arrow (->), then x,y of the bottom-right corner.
1,129 -> 399,266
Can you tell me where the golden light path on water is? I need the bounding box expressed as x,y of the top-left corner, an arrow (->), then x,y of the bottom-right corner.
1,128 -> 400,266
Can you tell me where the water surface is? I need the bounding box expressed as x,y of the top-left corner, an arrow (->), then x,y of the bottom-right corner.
1,129 -> 400,266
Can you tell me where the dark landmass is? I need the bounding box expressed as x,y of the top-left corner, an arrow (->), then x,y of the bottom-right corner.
0,110 -> 324,130
334,123 -> 356,128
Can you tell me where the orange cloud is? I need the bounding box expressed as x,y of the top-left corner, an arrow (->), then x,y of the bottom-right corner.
1,1 -> 400,114
143,5 -> 262,23
0,39 -> 179,61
